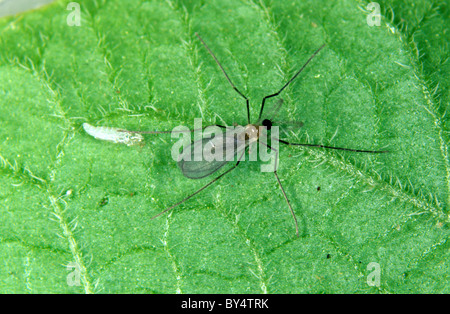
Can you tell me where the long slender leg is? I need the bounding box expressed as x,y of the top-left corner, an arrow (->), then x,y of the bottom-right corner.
260,142 -> 299,237
195,33 -> 251,124
150,149 -> 246,219
258,43 -> 326,121
277,139 -> 389,153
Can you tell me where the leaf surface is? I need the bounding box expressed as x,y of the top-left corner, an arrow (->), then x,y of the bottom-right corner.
0,0 -> 448,293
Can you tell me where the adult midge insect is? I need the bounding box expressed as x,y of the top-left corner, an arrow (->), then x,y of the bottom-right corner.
124,33 -> 388,237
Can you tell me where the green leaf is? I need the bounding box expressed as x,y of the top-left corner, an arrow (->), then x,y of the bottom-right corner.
0,0 -> 448,293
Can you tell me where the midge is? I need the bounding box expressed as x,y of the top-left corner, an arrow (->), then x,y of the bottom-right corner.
125,33 -> 388,237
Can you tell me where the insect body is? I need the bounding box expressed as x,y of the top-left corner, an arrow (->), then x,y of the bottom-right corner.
178,124 -> 261,179
121,33 -> 388,237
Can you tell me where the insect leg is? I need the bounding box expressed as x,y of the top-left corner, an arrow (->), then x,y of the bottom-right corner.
195,33 -> 251,124
260,142 -> 299,237
258,43 -> 326,121
150,149 -> 246,220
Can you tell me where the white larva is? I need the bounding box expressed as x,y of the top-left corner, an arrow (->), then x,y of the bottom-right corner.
83,123 -> 144,147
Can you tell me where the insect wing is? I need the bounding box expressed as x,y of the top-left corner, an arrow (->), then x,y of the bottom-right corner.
178,128 -> 247,179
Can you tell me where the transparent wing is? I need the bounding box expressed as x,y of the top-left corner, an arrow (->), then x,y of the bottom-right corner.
178,128 -> 247,179
259,99 -> 304,136
276,120 -> 305,138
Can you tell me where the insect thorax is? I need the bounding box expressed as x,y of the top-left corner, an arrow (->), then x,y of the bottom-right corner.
236,124 -> 260,143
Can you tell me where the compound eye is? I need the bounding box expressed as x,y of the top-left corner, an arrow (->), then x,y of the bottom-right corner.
262,119 -> 272,130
